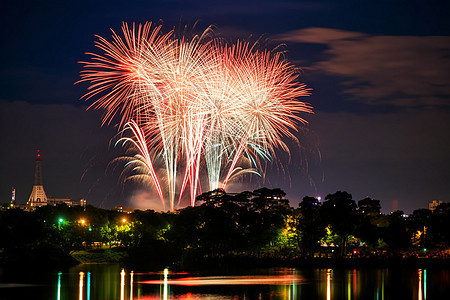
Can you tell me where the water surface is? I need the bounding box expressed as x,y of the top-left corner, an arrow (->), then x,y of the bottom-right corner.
1,264 -> 449,299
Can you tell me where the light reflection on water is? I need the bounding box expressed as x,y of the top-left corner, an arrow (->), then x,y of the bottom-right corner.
1,265 -> 449,299
130,271 -> 134,300
120,269 -> 125,300
67,267 -> 432,300
327,269 -> 331,300
418,269 -> 427,300
79,272 -> 84,300
57,272 -> 61,300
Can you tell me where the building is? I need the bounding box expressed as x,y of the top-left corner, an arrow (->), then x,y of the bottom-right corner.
48,197 -> 87,208
8,187 -> 16,209
429,200 -> 443,212
24,151 -> 86,211
114,206 -> 136,214
26,150 -> 48,210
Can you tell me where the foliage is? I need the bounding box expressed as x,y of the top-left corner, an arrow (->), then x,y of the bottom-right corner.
2,189 -> 450,266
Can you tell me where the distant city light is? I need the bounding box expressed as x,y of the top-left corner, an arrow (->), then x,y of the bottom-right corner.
80,219 -> 86,224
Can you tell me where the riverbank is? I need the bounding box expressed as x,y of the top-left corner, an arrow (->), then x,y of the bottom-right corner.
69,248 -> 450,270
174,254 -> 450,271
3,246 -> 450,270
70,248 -> 129,264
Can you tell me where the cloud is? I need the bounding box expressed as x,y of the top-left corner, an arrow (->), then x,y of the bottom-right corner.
311,110 -> 449,163
279,27 -> 450,108
278,27 -> 367,44
306,109 -> 450,213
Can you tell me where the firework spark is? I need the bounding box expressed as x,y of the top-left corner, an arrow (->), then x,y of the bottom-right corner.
78,22 -> 312,211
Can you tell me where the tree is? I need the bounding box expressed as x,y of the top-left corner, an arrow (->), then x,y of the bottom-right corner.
297,196 -> 324,257
357,197 -> 382,251
358,197 -> 381,215
175,187 -> 294,258
251,188 -> 289,212
382,211 -> 410,255
247,188 -> 292,251
320,191 -> 358,257
409,209 -> 433,250
100,221 -> 116,248
431,202 -> 450,247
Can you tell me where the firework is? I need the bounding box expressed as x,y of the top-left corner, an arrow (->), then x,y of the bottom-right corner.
78,22 -> 312,211
116,120 -> 165,209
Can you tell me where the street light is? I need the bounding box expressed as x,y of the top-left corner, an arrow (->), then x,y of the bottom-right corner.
80,219 -> 86,225
122,218 -> 127,223
58,218 -> 64,230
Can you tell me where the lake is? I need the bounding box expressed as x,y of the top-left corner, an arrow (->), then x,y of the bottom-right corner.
1,264 -> 449,299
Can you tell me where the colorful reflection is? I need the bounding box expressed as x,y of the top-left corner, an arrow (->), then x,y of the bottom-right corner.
424,269 -> 427,300
47,266 -> 441,300
121,269 -> 125,300
54,265 -> 123,300
419,269 -> 423,300
418,269 -> 427,300
130,271 -> 134,300
163,268 -> 168,300
57,272 -> 62,300
87,272 -> 91,300
272,269 -> 298,299
347,270 -> 351,300
79,272 -> 84,300
327,269 -> 331,300
376,270 -> 385,300
142,274 -> 305,286
292,269 -> 297,299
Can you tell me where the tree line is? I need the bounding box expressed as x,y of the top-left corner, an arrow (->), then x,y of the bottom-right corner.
1,188 -> 449,267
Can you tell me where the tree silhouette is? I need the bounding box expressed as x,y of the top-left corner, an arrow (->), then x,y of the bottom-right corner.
320,191 -> 358,257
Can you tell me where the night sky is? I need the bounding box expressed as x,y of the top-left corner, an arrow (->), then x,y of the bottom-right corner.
1,0 -> 449,213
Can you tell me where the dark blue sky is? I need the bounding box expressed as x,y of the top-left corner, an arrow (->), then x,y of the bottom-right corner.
1,0 -> 449,213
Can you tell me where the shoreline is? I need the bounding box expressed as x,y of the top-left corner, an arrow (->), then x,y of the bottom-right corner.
0,247 -> 450,270
4,248 -> 450,270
